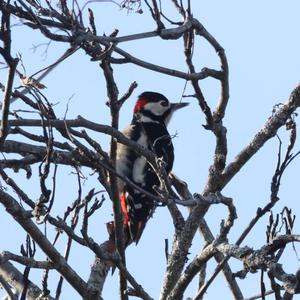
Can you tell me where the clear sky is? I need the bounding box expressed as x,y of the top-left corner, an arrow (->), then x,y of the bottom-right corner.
1,1 -> 300,299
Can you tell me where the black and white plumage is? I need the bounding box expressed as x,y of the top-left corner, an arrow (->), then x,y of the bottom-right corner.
116,91 -> 188,245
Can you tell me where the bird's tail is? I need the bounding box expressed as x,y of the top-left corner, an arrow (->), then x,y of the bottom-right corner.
107,192 -> 148,246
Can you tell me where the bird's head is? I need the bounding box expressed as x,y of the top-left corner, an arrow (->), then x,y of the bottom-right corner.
133,91 -> 189,125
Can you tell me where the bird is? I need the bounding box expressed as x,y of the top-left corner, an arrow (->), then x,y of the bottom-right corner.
110,91 -> 188,247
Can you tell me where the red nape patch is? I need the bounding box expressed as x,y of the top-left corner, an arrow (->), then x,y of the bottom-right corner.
133,98 -> 149,113
119,192 -> 129,225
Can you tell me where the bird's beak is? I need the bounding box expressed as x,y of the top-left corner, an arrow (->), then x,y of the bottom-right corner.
170,102 -> 189,111
164,102 -> 189,125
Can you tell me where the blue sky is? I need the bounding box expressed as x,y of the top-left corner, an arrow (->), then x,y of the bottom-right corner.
1,1 -> 300,299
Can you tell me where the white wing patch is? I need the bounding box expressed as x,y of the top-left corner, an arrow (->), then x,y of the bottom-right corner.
132,157 -> 147,185
116,125 -> 135,177
132,132 -> 148,185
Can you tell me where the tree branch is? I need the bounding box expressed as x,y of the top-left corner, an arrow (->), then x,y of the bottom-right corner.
220,82 -> 300,190
0,189 -> 99,300
161,83 -> 300,300
0,274 -> 18,300
7,117 -> 156,164
0,3 -> 19,146
0,251 -> 54,269
0,260 -> 55,300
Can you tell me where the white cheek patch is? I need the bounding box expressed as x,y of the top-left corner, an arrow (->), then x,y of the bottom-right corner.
144,101 -> 170,116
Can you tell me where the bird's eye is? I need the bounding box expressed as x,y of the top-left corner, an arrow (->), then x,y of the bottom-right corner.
160,100 -> 169,107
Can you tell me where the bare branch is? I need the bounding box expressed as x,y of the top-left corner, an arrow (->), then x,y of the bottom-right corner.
0,252 -> 53,270
0,260 -> 55,300
194,117 -> 299,298
0,274 -> 18,300
0,189 -> 98,300
220,82 -> 300,191
0,3 -> 19,146
101,56 -> 130,299
244,290 -> 276,300
7,117 -> 156,164
1,2 -> 300,300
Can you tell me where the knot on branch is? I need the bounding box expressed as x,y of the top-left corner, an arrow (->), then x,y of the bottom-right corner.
243,251 -> 274,273
159,18 -> 193,40
194,192 -> 233,206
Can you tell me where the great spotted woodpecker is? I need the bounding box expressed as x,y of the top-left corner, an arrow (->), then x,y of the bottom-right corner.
114,91 -> 188,245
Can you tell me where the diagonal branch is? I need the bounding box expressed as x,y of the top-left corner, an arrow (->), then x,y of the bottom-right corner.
1,251 -> 54,269
0,260 -> 55,300
220,82 -> 300,190
160,82 -> 300,299
0,273 -> 18,300
0,189 -> 99,300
